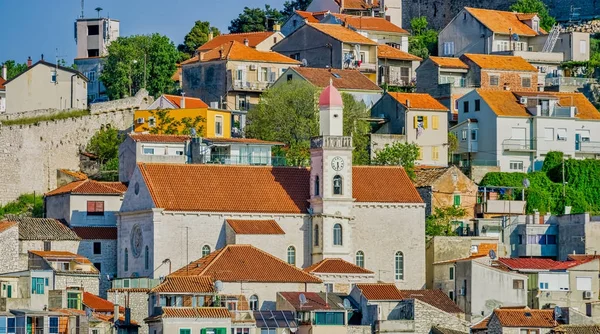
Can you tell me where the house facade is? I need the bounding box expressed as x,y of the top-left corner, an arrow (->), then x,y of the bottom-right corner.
378,44 -> 421,88
304,258 -> 376,294
306,0 -> 403,28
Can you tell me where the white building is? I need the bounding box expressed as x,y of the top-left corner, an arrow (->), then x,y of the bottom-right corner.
451,89 -> 600,173
0,65 -> 6,113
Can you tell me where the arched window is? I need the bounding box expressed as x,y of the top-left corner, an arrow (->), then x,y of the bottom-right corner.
315,176 -> 320,196
356,251 -> 365,268
314,225 -> 319,247
287,246 -> 296,265
333,175 -> 343,195
124,248 -> 129,272
144,246 -> 149,270
249,295 -> 259,311
202,245 -> 211,258
395,251 -> 404,280
333,224 -> 343,246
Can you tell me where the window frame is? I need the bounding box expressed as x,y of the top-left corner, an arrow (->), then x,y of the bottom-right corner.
93,242 -> 102,255
333,224 -> 343,246
356,251 -> 365,268
395,251 -> 404,280
489,75 -> 500,86
86,201 -> 105,216
202,245 -> 211,257
449,266 -> 455,280
249,295 -> 259,311
513,279 -> 525,290
474,99 -> 481,111
463,101 -> 469,113
314,224 -> 319,247
287,246 -> 296,266
215,115 -> 224,137
124,248 -> 129,272
509,161 -> 524,171
521,76 -> 532,88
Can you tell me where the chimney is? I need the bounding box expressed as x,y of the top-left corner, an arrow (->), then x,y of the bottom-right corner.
27,56 -> 32,67
113,304 -> 120,323
2,64 -> 6,80
181,92 -> 186,109
273,23 -> 281,32
243,38 -> 249,47
208,31 -> 214,41
503,82 -> 510,91
41,54 -> 44,61
406,99 -> 411,108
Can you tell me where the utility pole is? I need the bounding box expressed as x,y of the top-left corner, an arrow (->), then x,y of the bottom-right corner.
562,158 -> 566,198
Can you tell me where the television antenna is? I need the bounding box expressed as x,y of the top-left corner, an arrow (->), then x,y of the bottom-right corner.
299,293 -> 307,309
80,0 -> 85,18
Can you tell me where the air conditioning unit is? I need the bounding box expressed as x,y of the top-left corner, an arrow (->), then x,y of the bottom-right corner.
584,291 -> 593,299
136,118 -> 145,124
520,97 -> 528,104
249,64 -> 257,70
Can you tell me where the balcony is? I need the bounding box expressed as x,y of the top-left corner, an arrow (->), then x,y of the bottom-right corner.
310,136 -> 353,149
476,200 -> 527,215
440,76 -> 467,88
502,139 -> 535,152
232,80 -> 271,91
207,154 -> 288,166
376,320 -> 415,332
577,141 -> 600,154
357,62 -> 377,73
545,77 -> 597,87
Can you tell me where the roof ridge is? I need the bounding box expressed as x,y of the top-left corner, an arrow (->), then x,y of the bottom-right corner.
197,246 -> 229,276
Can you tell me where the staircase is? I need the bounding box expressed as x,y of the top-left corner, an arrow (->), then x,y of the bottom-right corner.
542,24 -> 561,52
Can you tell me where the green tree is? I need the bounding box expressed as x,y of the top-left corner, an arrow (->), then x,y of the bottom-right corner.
229,5 -> 284,33
178,21 -> 221,59
100,34 -> 178,100
86,126 -> 124,165
448,132 -> 458,157
0,194 -> 44,219
510,0 -> 556,31
372,142 -> 420,179
1,60 -> 28,80
408,16 -> 438,59
342,93 -> 370,165
281,0 -> 312,19
426,206 -> 467,236
148,109 -> 206,136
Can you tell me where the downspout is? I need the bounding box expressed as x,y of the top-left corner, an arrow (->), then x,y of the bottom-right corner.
70,74 -> 77,109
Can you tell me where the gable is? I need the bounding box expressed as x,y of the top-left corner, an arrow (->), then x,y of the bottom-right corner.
120,166 -> 156,213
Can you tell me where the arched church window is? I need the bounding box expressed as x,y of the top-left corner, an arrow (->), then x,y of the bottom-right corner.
395,251 -> 404,280
287,246 -> 296,266
356,251 -> 365,268
333,224 -> 343,246
315,176 -> 320,196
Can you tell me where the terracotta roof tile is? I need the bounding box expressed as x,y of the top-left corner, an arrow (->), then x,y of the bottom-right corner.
172,65 -> 181,82
352,166 -> 424,203
0,221 -> 17,234
388,92 -> 448,111
553,325 -> 600,334
296,11 -> 321,23
465,7 -> 544,37
59,169 -> 88,181
161,307 -> 231,318
462,54 -> 537,72
304,258 -> 374,274
377,44 -> 422,61
291,67 -> 382,91
568,254 -> 600,261
45,179 -> 125,197
128,133 -> 190,143
474,243 -> 498,257
471,315 -> 491,330
204,137 -> 284,145
356,283 -> 404,300
335,0 -> 379,10
307,23 -> 377,45
72,227 -> 117,240
29,250 -> 92,265
106,288 -> 150,293
496,258 -> 587,270
201,41 -> 300,64
102,182 -> 128,192
226,219 -> 285,235
514,91 -> 600,120
83,292 -> 124,313
331,13 -> 408,33
414,167 -> 452,187
279,292 -> 345,311
198,32 -> 274,52
431,326 -> 469,334
170,244 -> 322,283
162,94 -> 208,109
150,276 -> 215,293
428,57 -> 469,69
493,309 -> 558,328
0,77 -> 5,90
398,290 -> 463,314
3,216 -> 80,241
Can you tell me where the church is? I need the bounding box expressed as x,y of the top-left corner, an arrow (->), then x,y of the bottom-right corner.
117,83 -> 426,288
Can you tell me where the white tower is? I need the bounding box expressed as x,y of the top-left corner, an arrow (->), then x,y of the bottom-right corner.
310,82 -> 354,263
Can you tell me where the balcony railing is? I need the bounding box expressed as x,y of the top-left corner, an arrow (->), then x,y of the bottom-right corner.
577,141 -> 600,154
502,139 -> 535,152
545,77 -> 597,87
207,154 -> 288,166
310,136 -> 353,149
440,77 -> 467,88
233,80 -> 271,91
357,62 -> 377,72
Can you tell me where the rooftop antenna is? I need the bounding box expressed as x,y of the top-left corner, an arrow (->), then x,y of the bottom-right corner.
95,7 -> 103,18
80,0 -> 84,18
299,293 -> 307,309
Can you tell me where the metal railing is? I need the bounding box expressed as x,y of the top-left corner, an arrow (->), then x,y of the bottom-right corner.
207,154 -> 288,166
232,81 -> 271,91
502,139 -> 535,151
577,141 -> 600,153
357,62 -> 377,72
545,77 -> 597,87
440,76 -> 467,88
310,136 -> 353,149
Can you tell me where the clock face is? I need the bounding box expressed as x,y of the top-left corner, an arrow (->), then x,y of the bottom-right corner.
331,156 -> 344,171
130,224 -> 143,258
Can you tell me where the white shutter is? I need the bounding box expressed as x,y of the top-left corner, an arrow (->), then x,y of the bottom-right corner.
577,277 -> 592,291
257,66 -> 262,81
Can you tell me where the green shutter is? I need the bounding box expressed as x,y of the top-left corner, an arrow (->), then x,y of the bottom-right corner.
454,195 -> 461,206
200,329 -> 206,334
216,329 -> 227,334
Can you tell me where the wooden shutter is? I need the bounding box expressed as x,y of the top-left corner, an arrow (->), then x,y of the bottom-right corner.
96,201 -> 104,213
423,116 -> 428,129
257,66 -> 262,81
432,116 -> 439,130
413,116 -> 418,129
87,201 -> 95,212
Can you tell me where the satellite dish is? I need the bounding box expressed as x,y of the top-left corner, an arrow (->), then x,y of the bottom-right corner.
214,280 -> 224,293
512,33 -> 520,41
190,128 -> 197,137
554,306 -> 562,319
301,59 -> 308,67
522,178 -> 531,189
488,249 -> 497,260
299,293 -> 307,306
85,308 -> 93,319
343,298 -> 352,309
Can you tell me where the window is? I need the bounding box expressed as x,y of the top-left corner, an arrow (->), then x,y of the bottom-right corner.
471,129 -> 478,141
577,277 -> 592,291
94,262 -> 102,272
532,19 -> 539,32
475,99 -> 481,111
87,201 -> 104,215
333,175 -> 343,195
545,128 -> 554,141
314,176 -> 320,196
293,19 -> 298,28
215,115 -> 223,137
287,246 -> 296,265
88,49 -> 100,57
449,290 -> 454,301
93,242 -> 102,255
461,129 -> 467,141
314,225 -> 319,247
449,266 -> 455,280
88,71 -> 96,83
314,312 -> 344,325
145,246 -> 149,270
237,94 -> 248,110
418,147 -> 423,160
124,248 -> 129,272
202,245 -> 211,257
443,42 -> 455,56
513,279 -> 525,290
88,25 -> 100,35
432,115 -> 439,130
259,67 -> 269,82
43,241 -> 51,251
509,161 -> 524,171
557,128 -> 567,141
143,147 -> 155,155
287,74 -> 293,81
148,117 -> 156,127
356,251 -> 365,268
395,251 -> 404,280
489,75 -> 499,86
261,330 -> 276,334
179,329 -> 191,334
49,317 -> 59,334
463,101 -> 469,113
521,76 -> 532,88
539,282 -> 549,290
50,70 -> 57,83
67,292 -> 82,309
325,283 -> 334,293
432,147 -> 439,161
580,40 -> 588,54
249,295 -> 259,311
521,329 -> 540,334
233,329 -> 250,334
333,224 -> 343,246
453,195 -> 461,206
31,277 -> 45,294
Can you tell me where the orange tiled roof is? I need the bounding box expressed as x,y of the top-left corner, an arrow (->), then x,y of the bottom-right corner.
388,92 -> 448,111
103,182 -> 128,192
353,166 -> 424,203
335,0 -> 379,10
428,57 -> 469,69
471,315 -> 491,330
496,257 -> 588,270
198,32 -> 274,52
150,276 -> 215,293
59,169 -> 88,181
474,243 -> 497,257
171,65 -> 181,82
107,288 -> 150,293
29,250 -> 92,264
398,290 -> 463,314
331,13 -> 408,34
304,258 -> 374,274
128,134 -> 190,143
465,7 -> 544,37
493,309 -> 558,328
378,44 -> 422,61
476,90 -> 529,117
170,244 -> 322,283
161,307 -> 231,318
514,91 -> 600,120
201,41 -> 300,64
278,292 -> 344,311
462,54 -> 537,72
356,283 -> 404,300
0,221 -> 17,234
296,10 -> 320,23
0,77 -> 5,90
72,227 -> 117,240
307,23 -> 377,45
162,94 -> 208,108
226,219 -> 285,235
45,179 -> 125,197
83,292 -> 124,313
292,67 -> 382,91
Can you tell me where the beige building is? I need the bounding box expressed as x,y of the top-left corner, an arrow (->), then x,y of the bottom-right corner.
4,60 -> 88,113
75,17 -> 120,59
182,40 -> 300,111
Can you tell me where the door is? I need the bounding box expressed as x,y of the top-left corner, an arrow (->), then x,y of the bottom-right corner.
576,133 -> 581,151
26,317 -> 31,334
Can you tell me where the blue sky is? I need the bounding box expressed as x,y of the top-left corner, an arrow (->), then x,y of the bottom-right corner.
0,0 -> 287,65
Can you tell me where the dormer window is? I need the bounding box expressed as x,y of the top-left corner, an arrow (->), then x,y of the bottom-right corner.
532,19 -> 539,32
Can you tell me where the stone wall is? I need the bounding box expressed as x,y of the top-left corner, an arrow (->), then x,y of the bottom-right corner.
77,239 -> 118,298
0,109 -> 134,205
413,299 -> 470,333
108,289 -> 150,334
90,89 -> 153,114
54,274 -> 99,295
0,226 -> 21,274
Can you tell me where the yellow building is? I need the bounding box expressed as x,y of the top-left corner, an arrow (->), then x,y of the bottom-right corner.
134,94 -> 232,138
